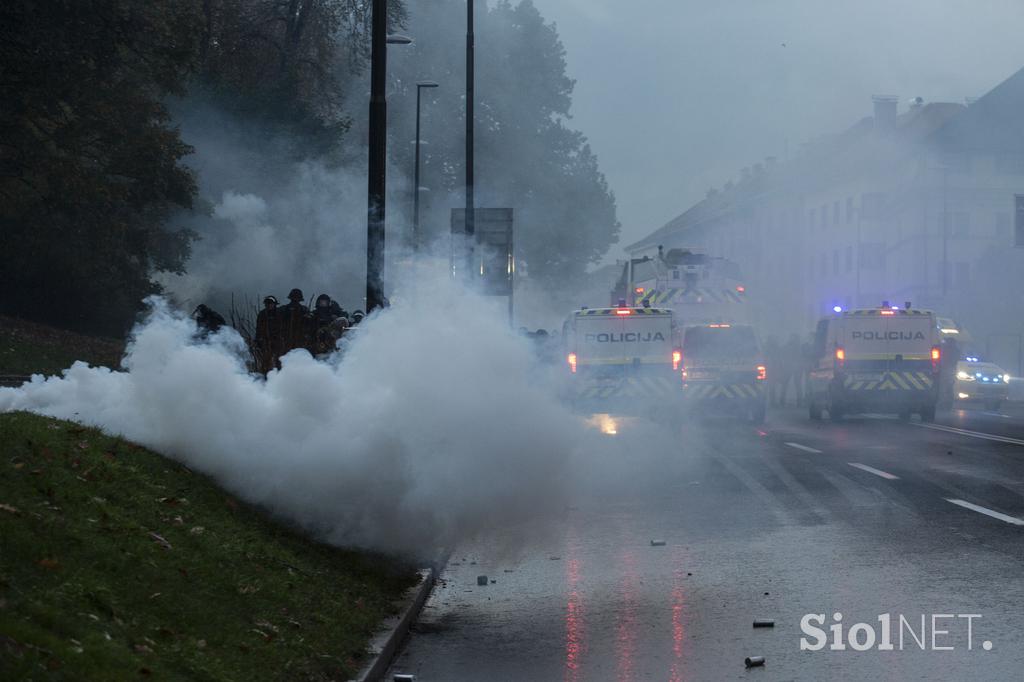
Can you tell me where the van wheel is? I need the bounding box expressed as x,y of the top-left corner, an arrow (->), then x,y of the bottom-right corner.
920,404 -> 936,423
809,401 -> 822,421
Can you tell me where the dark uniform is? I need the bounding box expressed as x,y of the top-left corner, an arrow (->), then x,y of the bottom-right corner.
193,304 -> 227,337
779,334 -> 804,406
310,294 -> 340,355
937,337 -> 961,408
280,288 -> 312,354
255,295 -> 284,373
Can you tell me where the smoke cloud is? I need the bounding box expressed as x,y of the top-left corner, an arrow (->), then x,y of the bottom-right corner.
1,264 -> 595,557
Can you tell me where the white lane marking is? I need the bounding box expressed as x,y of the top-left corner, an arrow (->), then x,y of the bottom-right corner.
945,498 -> 1024,526
913,422 -> 1024,447
847,462 -> 899,480
784,442 -> 822,454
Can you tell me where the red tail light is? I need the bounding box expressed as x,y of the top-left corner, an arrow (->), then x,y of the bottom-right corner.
672,349 -> 682,371
835,347 -> 845,368
615,308 -> 632,316
568,352 -> 577,374
931,346 -> 940,370
756,365 -> 767,381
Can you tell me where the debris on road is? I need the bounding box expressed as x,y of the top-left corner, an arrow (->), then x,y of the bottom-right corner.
745,655 -> 765,668
650,539 -> 666,546
752,619 -> 774,628
394,674 -> 416,681
477,575 -> 488,586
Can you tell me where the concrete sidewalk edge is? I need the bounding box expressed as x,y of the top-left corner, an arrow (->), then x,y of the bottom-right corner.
350,566 -> 435,682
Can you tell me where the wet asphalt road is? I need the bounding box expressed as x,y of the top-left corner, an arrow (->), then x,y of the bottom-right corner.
389,403 -> 1024,681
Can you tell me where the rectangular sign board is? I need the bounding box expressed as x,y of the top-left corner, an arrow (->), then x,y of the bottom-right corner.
451,208 -> 514,296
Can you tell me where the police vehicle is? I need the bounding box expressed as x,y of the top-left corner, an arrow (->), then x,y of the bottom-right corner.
561,303 -> 682,420
954,357 -> 1009,411
807,304 -> 941,421
612,246 -> 749,326
679,323 -> 767,423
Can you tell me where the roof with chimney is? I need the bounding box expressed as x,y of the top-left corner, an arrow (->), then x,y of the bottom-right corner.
626,66 -> 1024,254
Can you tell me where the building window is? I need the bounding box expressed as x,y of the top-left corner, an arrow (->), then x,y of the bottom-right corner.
996,212 -> 1011,238
859,243 -> 885,271
845,245 -> 853,273
949,212 -> 970,237
833,201 -> 840,225
808,208 -> 815,229
995,155 -> 1024,174
846,197 -> 854,223
861,193 -> 885,220
940,153 -> 970,174
955,262 -> 970,286
821,204 -> 828,229
820,253 -> 827,278
833,250 -> 840,275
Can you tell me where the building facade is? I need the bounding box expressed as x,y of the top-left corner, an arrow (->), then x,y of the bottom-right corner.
627,69 -> 1024,369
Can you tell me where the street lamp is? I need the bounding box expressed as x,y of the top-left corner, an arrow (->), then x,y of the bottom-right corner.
413,81 -> 439,251
464,0 -> 475,276
365,0 -> 412,314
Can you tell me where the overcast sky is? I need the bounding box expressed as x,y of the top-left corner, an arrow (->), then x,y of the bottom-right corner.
529,0 -> 1024,252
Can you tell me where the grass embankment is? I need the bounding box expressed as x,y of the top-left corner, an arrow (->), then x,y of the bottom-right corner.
0,412 -> 415,680
0,315 -> 125,377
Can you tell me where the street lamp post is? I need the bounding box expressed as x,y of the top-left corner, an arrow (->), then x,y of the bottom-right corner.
940,165 -> 949,299
413,81 -> 439,251
364,0 -> 411,313
464,0 -> 475,276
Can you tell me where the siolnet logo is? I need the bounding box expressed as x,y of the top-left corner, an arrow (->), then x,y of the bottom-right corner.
800,612 -> 992,652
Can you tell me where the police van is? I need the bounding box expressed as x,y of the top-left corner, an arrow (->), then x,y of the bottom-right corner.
679,323 -> 768,423
562,304 -> 682,418
807,305 -> 941,421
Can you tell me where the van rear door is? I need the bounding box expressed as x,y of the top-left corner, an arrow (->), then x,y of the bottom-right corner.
574,312 -> 674,372
841,311 -> 936,379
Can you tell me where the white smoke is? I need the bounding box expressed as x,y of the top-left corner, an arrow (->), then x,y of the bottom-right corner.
0,265 -> 589,557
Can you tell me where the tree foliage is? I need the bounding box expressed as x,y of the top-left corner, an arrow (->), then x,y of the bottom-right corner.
390,0 -> 619,285
0,1 -> 203,334
194,0 -> 407,158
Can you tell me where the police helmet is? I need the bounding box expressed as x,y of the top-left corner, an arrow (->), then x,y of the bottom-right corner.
315,293 -> 331,308
287,288 -> 304,302
263,295 -> 278,306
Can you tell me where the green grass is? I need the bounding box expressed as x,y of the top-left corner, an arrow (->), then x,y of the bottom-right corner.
0,412 -> 416,681
0,315 -> 125,377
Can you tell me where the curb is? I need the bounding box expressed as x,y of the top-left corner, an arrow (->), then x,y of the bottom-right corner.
350,567 -> 435,682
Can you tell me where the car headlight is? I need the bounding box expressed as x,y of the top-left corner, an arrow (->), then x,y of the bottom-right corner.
956,371 -> 974,381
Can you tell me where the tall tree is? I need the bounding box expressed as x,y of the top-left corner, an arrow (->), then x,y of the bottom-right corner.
389,0 -> 619,285
194,0 -> 407,159
0,1 -> 203,334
